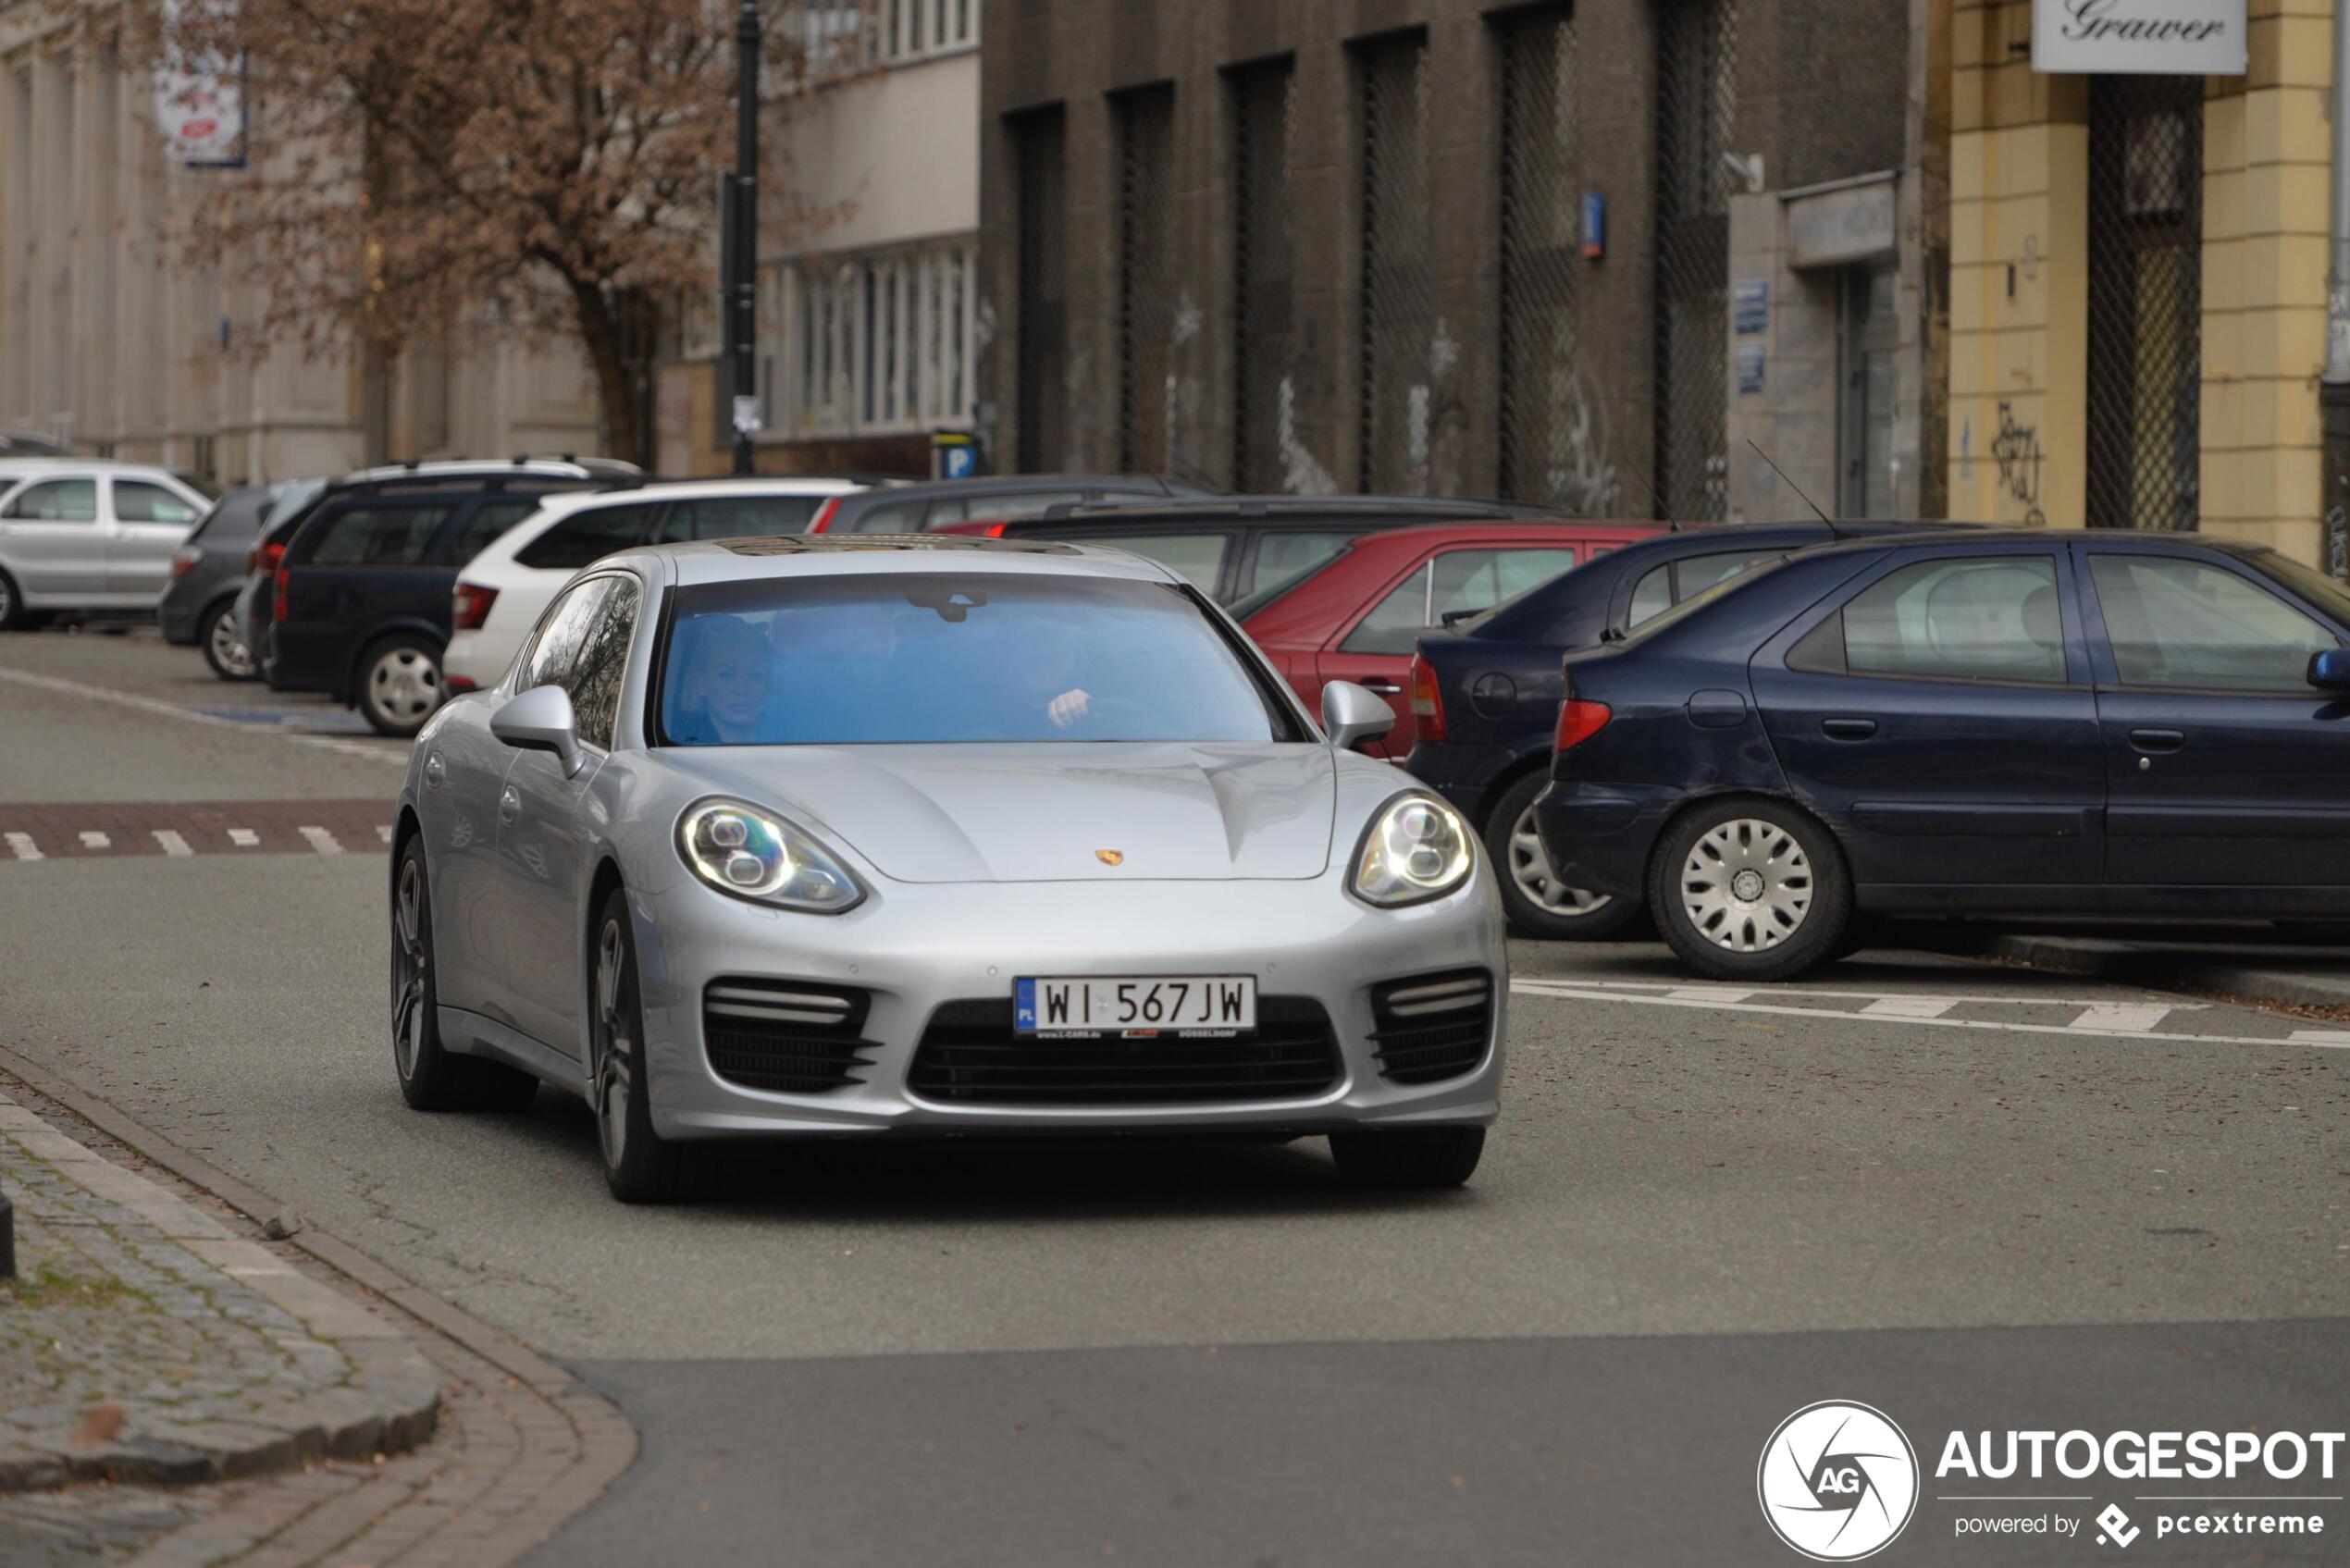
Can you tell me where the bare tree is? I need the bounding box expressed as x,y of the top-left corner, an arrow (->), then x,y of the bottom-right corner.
126,0 -> 817,464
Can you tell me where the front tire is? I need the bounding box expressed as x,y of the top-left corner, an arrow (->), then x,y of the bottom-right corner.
591,891 -> 703,1204
1483,772 -> 1642,940
391,839 -> 538,1112
359,635 -> 445,738
201,599 -> 257,680
1330,1127 -> 1485,1189
1648,797 -> 1852,982
0,570 -> 23,632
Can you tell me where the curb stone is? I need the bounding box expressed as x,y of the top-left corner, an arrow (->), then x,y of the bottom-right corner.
1940,930 -> 2350,1013
0,1093 -> 441,1493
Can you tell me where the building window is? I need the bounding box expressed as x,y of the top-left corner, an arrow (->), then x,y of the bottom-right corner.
1496,6 -> 1598,512
760,240 -> 977,441
1356,30 -> 1431,496
878,0 -> 978,63
2085,75 -> 2202,532
1012,105 -> 1069,473
1231,57 -> 1296,494
1653,0 -> 1738,523
1115,83 -> 1177,475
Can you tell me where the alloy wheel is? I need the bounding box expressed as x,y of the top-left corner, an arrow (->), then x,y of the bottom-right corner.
391,857 -> 429,1081
593,919 -> 634,1172
1507,804 -> 1613,918
208,607 -> 256,678
1679,818 -> 1812,952
369,647 -> 442,728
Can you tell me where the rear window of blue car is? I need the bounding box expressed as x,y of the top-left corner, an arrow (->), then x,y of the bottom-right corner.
658,573 -> 1305,746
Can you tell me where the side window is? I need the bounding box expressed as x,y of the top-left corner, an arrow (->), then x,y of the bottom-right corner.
451,500 -> 543,565
1062,533 -> 1230,595
114,481 -> 201,524
1250,531 -> 1353,595
662,495 -> 821,542
4,479 -> 99,522
2089,554 -> 2340,692
932,491 -> 1082,526
1627,565 -> 1673,626
847,499 -> 923,533
1340,563 -> 1436,655
518,578 -> 614,695
1429,548 -> 1580,626
515,505 -> 656,571
1842,555 -> 2067,684
1676,549 -> 1782,599
565,577 -> 641,749
305,504 -> 455,566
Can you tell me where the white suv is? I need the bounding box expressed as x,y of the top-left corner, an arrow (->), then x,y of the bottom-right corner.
444,476 -> 867,688
0,462 -> 212,629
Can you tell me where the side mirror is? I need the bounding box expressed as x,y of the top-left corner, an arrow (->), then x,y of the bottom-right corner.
491,684 -> 586,776
2311,648 -> 2350,693
1322,679 -> 1397,753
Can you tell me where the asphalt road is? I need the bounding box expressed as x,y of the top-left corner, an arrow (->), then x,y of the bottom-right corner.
4,630 -> 2347,1565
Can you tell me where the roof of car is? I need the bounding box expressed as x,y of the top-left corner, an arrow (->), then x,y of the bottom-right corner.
644,533 -> 1183,587
1792,525 -> 2272,560
331,456 -> 644,488
1006,495 -> 1561,526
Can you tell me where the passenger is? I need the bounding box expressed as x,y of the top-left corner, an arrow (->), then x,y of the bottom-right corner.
669,616 -> 772,745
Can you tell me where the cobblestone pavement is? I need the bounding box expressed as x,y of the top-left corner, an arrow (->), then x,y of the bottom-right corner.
0,1068 -> 636,1568
0,1093 -> 438,1492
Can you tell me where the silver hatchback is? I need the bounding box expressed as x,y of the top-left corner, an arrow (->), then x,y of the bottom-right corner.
0,462 -> 210,628
390,536 -> 1506,1202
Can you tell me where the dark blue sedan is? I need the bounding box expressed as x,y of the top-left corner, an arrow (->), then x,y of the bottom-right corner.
1531,530 -> 2350,981
1404,522 -> 1938,938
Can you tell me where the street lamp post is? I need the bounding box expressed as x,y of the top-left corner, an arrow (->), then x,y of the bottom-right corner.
728,0 -> 762,477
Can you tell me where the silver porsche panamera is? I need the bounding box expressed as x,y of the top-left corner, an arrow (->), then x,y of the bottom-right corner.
389,536 -> 1506,1203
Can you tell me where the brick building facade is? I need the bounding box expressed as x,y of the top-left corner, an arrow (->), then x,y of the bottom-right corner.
975,0 -> 1925,521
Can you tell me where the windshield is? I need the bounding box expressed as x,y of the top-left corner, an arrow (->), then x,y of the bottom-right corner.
659,572 -> 1302,746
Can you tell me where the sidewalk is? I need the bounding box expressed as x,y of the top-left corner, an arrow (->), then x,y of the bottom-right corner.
0,1092 -> 439,1492
1931,924 -> 2350,1013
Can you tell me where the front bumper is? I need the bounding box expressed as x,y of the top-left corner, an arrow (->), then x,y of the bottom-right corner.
629,871 -> 1507,1141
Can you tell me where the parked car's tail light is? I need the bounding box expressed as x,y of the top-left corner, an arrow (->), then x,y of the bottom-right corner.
249,537 -> 286,575
1554,698 -> 1613,753
1409,655 -> 1447,743
169,546 -> 201,578
806,496 -> 841,534
445,675 -> 479,695
272,563 -> 291,623
451,581 -> 499,632
977,520 -> 1011,537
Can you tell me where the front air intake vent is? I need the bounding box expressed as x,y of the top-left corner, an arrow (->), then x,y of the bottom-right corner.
1369,969 -> 1494,1084
702,978 -> 876,1094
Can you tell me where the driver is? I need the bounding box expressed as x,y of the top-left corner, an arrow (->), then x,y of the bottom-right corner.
670,616 -> 772,745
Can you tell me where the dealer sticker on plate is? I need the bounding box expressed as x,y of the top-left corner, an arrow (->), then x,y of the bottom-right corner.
1014,976 -> 1256,1038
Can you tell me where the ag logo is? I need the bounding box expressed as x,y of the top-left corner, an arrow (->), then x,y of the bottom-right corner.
1757,1401 -> 1919,1561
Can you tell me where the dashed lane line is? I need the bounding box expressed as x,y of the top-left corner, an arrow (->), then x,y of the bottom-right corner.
1509,977 -> 2340,1052
152,829 -> 192,858
4,833 -> 39,861
0,664 -> 407,764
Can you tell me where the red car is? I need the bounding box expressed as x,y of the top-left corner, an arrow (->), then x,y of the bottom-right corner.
1238,522 -> 1660,758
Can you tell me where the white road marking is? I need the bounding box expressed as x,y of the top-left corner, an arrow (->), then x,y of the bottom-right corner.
1533,978 -> 2208,1009
1510,979 -> 2332,1052
1860,995 -> 1960,1019
2070,1002 -> 2175,1032
4,833 -> 40,861
152,830 -> 192,858
376,824 -> 393,843
0,665 -> 407,764
227,828 -> 259,847
1666,986 -> 1754,1003
79,831 -> 109,849
298,826 -> 343,856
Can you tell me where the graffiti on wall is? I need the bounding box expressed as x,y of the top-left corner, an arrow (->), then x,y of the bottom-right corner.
1991,401 -> 2047,526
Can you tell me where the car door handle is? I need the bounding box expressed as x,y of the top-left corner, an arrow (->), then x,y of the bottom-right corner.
2129,728 -> 2186,754
1821,717 -> 1878,740
1357,681 -> 1403,696
498,785 -> 521,824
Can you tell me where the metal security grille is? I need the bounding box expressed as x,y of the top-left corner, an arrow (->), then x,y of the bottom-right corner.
2086,75 -> 2202,531
1116,86 -> 1177,475
1653,0 -> 1738,523
1358,32 -> 1432,495
1013,107 -> 1069,474
1498,7 -> 1601,512
1232,60 -> 1297,493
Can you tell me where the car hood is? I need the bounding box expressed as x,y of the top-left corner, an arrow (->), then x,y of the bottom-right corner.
670,742 -> 1338,883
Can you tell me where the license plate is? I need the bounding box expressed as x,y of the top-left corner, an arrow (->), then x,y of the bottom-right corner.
1014,975 -> 1256,1038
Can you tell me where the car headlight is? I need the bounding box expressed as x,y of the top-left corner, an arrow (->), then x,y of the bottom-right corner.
1349,793 -> 1475,907
677,800 -> 864,913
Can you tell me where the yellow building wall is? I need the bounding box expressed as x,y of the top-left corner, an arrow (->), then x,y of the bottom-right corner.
1946,0 -> 2331,565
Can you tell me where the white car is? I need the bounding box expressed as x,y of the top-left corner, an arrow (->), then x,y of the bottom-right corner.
443,477 -> 868,689
0,461 -> 212,629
